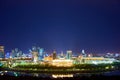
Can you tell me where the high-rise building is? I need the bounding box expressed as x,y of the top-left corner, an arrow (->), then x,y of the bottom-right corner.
11,50 -> 15,58
60,51 -> 64,58
32,51 -> 38,63
5,52 -> 10,58
11,48 -> 23,58
66,50 -> 72,59
31,46 -> 45,61
18,51 -> 23,57
52,50 -> 57,60
0,46 -> 4,58
38,48 -> 44,60
81,49 -> 86,57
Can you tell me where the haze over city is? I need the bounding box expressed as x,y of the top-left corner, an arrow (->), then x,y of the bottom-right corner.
0,0 -> 120,53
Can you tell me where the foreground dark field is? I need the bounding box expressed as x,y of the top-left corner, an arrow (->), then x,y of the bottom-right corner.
0,75 -> 120,80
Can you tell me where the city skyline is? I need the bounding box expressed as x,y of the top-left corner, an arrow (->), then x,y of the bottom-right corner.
0,0 -> 120,53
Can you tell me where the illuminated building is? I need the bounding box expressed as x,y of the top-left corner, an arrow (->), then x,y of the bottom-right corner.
30,46 -> 45,61
44,56 -> 53,61
105,53 -> 116,58
66,50 -> 72,59
59,51 -> 65,58
10,48 -> 23,58
32,51 -> 38,63
38,48 -> 44,60
88,53 -> 93,57
79,57 -> 116,64
52,59 -> 73,67
5,52 -> 10,58
81,49 -> 86,57
0,46 -> 4,58
11,50 -> 15,58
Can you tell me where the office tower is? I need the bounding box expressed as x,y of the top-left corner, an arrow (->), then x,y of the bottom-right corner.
38,48 -> 44,60
31,46 -> 45,61
32,51 -> 38,63
11,50 -> 15,58
18,51 -> 23,57
66,50 -> 72,59
5,52 -> 10,58
81,49 -> 86,57
13,48 -> 19,58
0,46 -> 4,58
52,50 -> 57,60
11,48 -> 23,58
60,51 -> 64,58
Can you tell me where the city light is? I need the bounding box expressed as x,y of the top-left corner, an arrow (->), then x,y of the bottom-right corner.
52,59 -> 73,67
52,74 -> 73,78
0,46 -> 120,79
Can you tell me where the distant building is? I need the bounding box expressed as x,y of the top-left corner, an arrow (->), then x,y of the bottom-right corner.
5,52 -> 10,58
10,48 -> 23,58
81,49 -> 86,57
52,59 -> 73,67
0,46 -> 4,58
66,50 -> 72,59
38,48 -> 44,60
44,56 -> 53,61
30,46 -> 45,61
78,57 -> 116,64
105,53 -> 114,58
11,50 -> 15,58
52,50 -> 57,60
32,51 -> 38,63
59,51 -> 65,58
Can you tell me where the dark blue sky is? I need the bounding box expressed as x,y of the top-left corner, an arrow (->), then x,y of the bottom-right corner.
0,0 -> 120,53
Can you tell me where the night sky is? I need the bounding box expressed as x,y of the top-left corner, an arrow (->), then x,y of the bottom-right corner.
0,0 -> 120,53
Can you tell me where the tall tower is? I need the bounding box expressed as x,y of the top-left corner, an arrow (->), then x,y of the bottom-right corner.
32,51 -> 38,63
38,48 -> 44,60
81,49 -> 86,57
52,50 -> 57,60
31,46 -> 45,62
66,50 -> 72,59
60,51 -> 64,58
31,46 -> 38,63
0,46 -> 4,58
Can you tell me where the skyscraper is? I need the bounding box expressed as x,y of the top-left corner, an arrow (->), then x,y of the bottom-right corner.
0,46 -> 4,58
38,48 -> 44,60
10,48 -> 23,58
31,46 -> 45,61
81,49 -> 86,57
11,50 -> 15,58
32,51 -> 38,63
66,50 -> 72,59
52,50 -> 57,60
31,46 -> 38,62
60,51 -> 64,58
